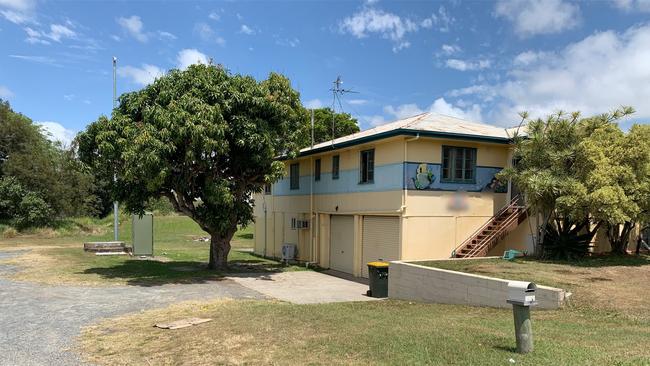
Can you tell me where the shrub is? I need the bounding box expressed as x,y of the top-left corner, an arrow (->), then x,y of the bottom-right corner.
2,227 -> 17,238
13,192 -> 53,229
0,176 -> 24,219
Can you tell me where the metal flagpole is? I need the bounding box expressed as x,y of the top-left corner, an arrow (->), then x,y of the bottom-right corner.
112,56 -> 119,241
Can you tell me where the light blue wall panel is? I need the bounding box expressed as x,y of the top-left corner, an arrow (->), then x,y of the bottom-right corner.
273,162 -> 404,196
403,162 -> 507,192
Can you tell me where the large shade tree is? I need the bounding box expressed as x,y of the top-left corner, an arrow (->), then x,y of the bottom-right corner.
77,65 -> 305,269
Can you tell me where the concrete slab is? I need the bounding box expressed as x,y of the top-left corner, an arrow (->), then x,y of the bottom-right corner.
228,271 -> 380,304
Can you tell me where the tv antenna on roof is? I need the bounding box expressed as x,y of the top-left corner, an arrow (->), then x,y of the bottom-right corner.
329,76 -> 358,147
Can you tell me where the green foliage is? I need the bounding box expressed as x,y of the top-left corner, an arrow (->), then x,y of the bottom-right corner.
78,65 -> 305,268
144,196 -> 175,215
500,107 -> 644,258
0,100 -> 99,225
0,176 -> 53,228
14,192 -> 53,229
299,108 -> 359,147
541,221 -> 594,260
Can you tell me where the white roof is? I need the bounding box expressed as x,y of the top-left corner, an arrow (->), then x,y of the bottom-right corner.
300,112 -> 515,155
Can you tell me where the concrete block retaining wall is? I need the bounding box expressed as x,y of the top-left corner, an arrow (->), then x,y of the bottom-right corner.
388,260 -> 567,310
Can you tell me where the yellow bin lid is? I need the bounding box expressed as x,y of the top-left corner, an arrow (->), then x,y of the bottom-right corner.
367,261 -> 389,268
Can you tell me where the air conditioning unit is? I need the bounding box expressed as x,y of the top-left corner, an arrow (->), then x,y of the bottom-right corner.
290,218 -> 309,229
281,243 -> 297,262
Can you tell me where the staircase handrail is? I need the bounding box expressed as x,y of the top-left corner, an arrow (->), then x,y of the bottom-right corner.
451,194 -> 523,257
463,206 -> 523,257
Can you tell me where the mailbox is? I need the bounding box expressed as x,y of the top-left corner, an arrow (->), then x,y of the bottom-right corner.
507,281 -> 537,306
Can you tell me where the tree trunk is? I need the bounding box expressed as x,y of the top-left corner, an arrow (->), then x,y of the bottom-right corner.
607,222 -> 634,255
208,228 -> 236,270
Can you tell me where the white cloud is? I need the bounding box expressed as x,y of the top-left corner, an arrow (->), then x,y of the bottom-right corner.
9,54 -> 59,66
363,115 -> 387,127
440,43 -> 460,56
208,12 -> 220,21
348,99 -> 368,105
0,0 -> 35,24
494,0 -> 580,37
445,58 -> 491,71
275,36 -> 299,47
176,48 -> 209,70
421,6 -> 455,32
117,64 -> 164,86
157,31 -> 176,40
339,6 -> 418,52
117,15 -> 148,42
447,85 -> 494,100
611,0 -> 650,12
512,50 -> 551,66
429,98 -> 482,121
194,22 -> 225,45
23,23 -> 76,44
384,98 -> 482,122
384,103 -> 424,119
37,121 -> 76,146
304,99 -> 323,109
240,24 -> 255,35
63,94 -> 74,101
457,24 -> 650,124
0,85 -> 13,99
49,24 -> 75,41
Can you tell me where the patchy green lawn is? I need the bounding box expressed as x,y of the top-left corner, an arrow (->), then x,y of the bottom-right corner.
0,215 -> 303,286
80,299 -> 650,366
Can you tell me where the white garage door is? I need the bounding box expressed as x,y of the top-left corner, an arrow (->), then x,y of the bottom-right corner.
329,215 -> 355,274
362,216 -> 400,278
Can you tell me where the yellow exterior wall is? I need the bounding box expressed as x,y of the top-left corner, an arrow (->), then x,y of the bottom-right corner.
254,135 -> 516,270
488,217 -> 534,255
400,191 -> 509,260
407,137 -> 509,167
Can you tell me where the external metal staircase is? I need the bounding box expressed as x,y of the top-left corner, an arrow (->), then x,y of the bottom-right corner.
452,195 -> 527,258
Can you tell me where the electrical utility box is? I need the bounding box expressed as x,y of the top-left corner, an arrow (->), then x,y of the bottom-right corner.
131,213 -> 153,256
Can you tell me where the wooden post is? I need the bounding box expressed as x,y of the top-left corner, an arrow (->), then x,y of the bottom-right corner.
512,304 -> 534,353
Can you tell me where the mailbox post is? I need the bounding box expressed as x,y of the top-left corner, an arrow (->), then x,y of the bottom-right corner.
506,281 -> 537,354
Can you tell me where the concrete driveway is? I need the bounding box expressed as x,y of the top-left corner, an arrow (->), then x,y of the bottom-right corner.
228,271 -> 379,304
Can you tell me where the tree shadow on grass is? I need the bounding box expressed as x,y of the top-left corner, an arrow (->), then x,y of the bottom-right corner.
493,344 -> 517,353
81,256 -> 297,287
235,232 -> 253,240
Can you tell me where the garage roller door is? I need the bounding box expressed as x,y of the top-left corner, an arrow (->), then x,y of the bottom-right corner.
362,216 -> 400,277
329,215 -> 355,274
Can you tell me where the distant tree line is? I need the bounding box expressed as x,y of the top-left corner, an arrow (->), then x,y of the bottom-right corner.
0,100 -> 106,228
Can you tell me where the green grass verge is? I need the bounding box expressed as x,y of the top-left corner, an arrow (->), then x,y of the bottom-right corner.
0,214 -> 304,286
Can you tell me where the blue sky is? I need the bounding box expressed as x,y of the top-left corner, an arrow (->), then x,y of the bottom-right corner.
1,0 -> 649,144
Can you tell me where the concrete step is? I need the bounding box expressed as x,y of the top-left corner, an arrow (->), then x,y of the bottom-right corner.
83,241 -> 132,254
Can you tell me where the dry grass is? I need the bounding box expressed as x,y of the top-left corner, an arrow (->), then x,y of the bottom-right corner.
418,256 -> 650,321
79,299 -> 650,366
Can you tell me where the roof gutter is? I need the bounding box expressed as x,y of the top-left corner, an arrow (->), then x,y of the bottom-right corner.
280,129 -> 512,160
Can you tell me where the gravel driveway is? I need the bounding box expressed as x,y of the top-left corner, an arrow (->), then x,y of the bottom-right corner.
0,251 -> 266,366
